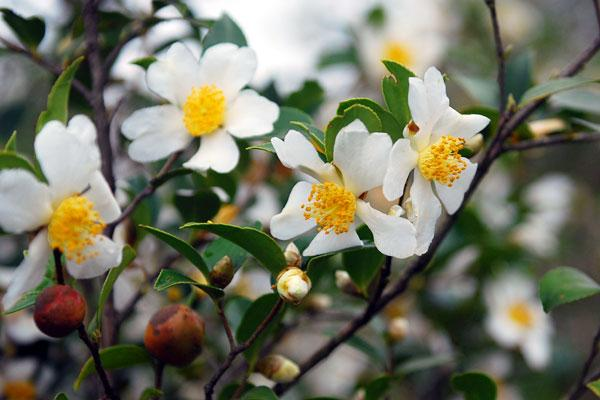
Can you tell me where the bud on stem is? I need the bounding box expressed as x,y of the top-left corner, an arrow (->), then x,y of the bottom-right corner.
209,255 -> 234,288
256,354 -> 300,383
276,267 -> 311,304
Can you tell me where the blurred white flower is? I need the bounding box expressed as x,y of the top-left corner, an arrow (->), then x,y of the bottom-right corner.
471,352 -> 523,400
496,0 -> 542,45
383,67 -> 489,254
429,245 -> 479,305
474,164 -> 516,231
484,272 -> 553,370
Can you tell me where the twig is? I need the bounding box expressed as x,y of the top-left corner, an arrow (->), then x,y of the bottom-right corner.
215,299 -> 237,350
78,325 -> 120,400
204,300 -> 284,400
484,0 -> 507,113
53,249 -> 65,285
154,361 -> 165,394
502,132 -> 600,152
569,324 -> 600,399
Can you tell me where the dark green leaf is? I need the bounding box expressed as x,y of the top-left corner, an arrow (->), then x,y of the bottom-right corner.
139,388 -> 163,400
267,106 -> 313,139
174,189 -> 221,223
219,383 -> 254,400
36,56 -> 84,133
53,394 -> 69,400
381,60 -> 415,128
0,152 -> 42,180
181,223 -> 286,276
342,247 -> 385,294
4,276 -> 53,315
153,269 -> 224,299
202,13 -> 246,49
131,56 -> 157,70
140,225 -> 210,277
284,80 -> 325,114
290,122 -> 326,150
587,378 -> 600,398
365,375 -> 393,400
325,104 -> 381,160
520,77 -> 600,107
337,98 -> 403,140
74,345 -> 152,390
241,386 -> 278,400
247,142 -> 275,154
0,8 -> 45,50
451,372 -> 497,400
505,51 -> 533,103
539,267 -> 600,312
204,237 -> 247,271
4,130 -> 17,152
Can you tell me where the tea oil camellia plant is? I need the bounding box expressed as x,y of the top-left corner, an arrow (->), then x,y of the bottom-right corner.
0,0 -> 599,399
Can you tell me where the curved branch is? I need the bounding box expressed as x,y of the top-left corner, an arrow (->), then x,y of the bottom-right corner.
502,132 -> 600,152
569,323 -> 600,399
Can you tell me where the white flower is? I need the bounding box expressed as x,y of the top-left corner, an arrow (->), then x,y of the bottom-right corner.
0,115 -> 122,310
383,67 -> 490,254
121,42 -> 279,173
270,121 -> 416,258
484,272 -> 553,370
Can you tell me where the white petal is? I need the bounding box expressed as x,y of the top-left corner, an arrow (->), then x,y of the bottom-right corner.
522,332 -> 551,370
383,138 -> 419,201
356,200 -> 416,259
183,130 -> 239,173
84,171 -> 121,223
65,236 -> 123,279
226,90 -> 279,138
199,43 -> 257,99
303,228 -> 362,256
339,119 -> 367,134
434,159 -> 477,214
431,107 -> 490,142
333,128 -> 392,195
410,171 -> 442,255
485,314 -> 521,347
2,231 -> 51,310
35,121 -> 100,201
270,181 -> 315,240
66,114 -> 97,145
0,170 -> 52,233
146,42 -> 200,106
272,130 -> 337,182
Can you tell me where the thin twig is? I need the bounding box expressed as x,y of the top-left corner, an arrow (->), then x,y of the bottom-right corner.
53,249 -> 65,285
204,300 -> 284,400
215,299 -> 237,350
78,325 -> 120,400
569,323 -> 600,399
502,132 -> 600,152
154,361 -> 165,394
484,0 -> 507,113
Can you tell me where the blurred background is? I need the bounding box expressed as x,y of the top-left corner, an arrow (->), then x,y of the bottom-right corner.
0,0 -> 599,399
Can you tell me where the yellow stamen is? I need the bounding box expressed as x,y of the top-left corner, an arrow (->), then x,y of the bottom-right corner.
183,85 -> 226,136
301,182 -> 356,235
418,135 -> 466,186
48,196 -> 105,263
507,301 -> 535,328
382,41 -> 413,68
3,380 -> 37,400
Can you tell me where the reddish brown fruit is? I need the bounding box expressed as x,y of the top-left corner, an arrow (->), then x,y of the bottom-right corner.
144,304 -> 205,366
34,285 -> 86,338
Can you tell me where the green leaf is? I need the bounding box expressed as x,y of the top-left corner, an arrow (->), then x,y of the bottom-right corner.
267,106 -> 313,139
4,276 -> 53,315
181,223 -> 286,276
0,8 -> 45,50
204,237 -> 247,271
552,90 -> 600,114
520,77 -> 600,107
587,378 -> 600,397
290,122 -> 326,150
365,375 -> 393,400
539,267 -> 600,312
342,247 -> 385,294
325,104 -> 382,160
74,345 -> 152,390
154,269 -> 224,299
131,56 -> 157,70
573,118 -> 600,132
174,189 -> 221,223
139,387 -> 163,400
36,56 -> 84,133
140,225 -> 210,277
241,386 -> 278,400
4,130 -> 17,152
53,394 -> 69,400
89,246 -> 136,334
505,51 -> 533,103
247,142 -> 275,154
0,152 -> 42,179
451,372 -> 497,400
284,80 -> 325,114
236,293 -> 284,364
381,60 -> 415,128
337,98 -> 403,140
202,13 -> 246,49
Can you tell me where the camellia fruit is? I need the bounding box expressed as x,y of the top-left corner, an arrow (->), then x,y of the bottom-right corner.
144,304 -> 205,366
33,285 -> 86,338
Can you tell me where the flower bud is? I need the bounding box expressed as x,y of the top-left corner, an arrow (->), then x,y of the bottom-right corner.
34,285 -> 86,338
144,304 -> 205,366
276,267 -> 311,304
256,354 -> 300,383
284,242 -> 302,268
335,270 -> 362,297
528,118 -> 567,139
303,294 -> 332,313
387,317 -> 409,342
464,133 -> 484,156
209,255 -> 234,288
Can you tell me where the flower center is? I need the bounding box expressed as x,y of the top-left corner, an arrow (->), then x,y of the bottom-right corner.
48,196 -> 105,263
418,135 -> 467,186
3,381 -> 37,400
182,85 -> 226,136
382,41 -> 413,67
301,182 -> 356,235
507,301 -> 534,328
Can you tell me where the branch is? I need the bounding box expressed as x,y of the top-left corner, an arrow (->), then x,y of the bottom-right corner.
484,0 -> 507,113
569,323 -> 600,399
215,299 -> 237,350
502,132 -> 600,152
204,299 -> 284,400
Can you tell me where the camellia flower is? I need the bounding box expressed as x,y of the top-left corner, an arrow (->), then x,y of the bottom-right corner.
484,272 -> 553,370
270,121 -> 416,258
383,67 -> 490,254
121,42 -> 279,173
0,116 -> 122,310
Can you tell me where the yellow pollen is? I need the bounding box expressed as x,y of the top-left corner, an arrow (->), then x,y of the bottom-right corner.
183,85 -> 226,136
301,182 -> 356,235
48,196 -> 105,263
382,41 -> 413,68
507,301 -> 535,328
3,380 -> 37,400
418,135 -> 467,186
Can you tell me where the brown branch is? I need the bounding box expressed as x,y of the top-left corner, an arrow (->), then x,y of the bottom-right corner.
78,325 -> 120,400
484,0 -> 507,113
569,323 -> 600,399
215,299 -> 237,350
154,361 -> 165,394
53,249 -> 65,285
502,132 -> 600,152
204,299 -> 284,400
